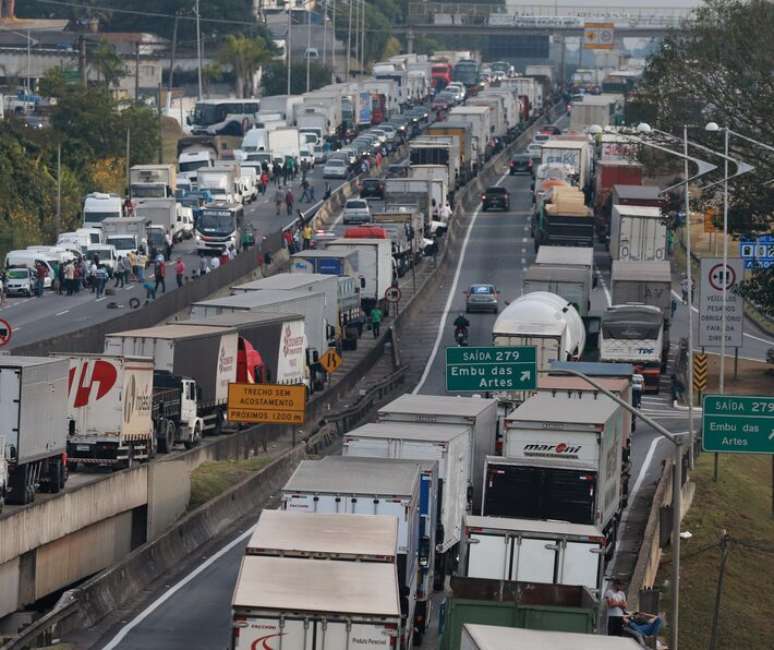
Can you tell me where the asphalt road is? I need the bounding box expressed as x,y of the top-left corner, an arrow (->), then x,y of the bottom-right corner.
0,163 -> 343,351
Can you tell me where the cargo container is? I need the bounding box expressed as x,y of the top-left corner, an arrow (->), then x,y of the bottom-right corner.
523,265 -> 590,319
467,97 -> 506,139
611,184 -> 662,209
343,421 -> 469,586
540,140 -> 592,192
460,516 -> 606,594
595,161 -> 642,211
409,137 -> 461,188
290,249 -> 359,277
535,186 -> 594,248
407,165 -> 450,212
129,164 -> 176,199
104,325 -> 238,434
439,578 -> 597,650
370,206 -> 425,275
485,393 -> 622,552
64,354 -> 155,468
460,624 -> 641,650
0,357 -> 69,505
190,289 -> 328,358
449,107 -> 492,163
609,205 -> 667,262
611,261 -> 672,321
281,456 -> 421,648
326,238 -> 393,312
230,556 -> 402,650
425,121 -> 475,179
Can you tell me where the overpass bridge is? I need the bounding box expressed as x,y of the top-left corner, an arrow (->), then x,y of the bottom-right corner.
398,3 -> 694,50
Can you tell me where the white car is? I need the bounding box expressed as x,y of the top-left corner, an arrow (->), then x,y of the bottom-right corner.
342,199 -> 372,225
323,158 -> 349,179
4,267 -> 35,296
299,148 -> 315,168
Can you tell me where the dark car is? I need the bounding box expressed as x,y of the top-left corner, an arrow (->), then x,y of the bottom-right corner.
481,187 -> 511,211
465,284 -> 500,313
540,125 -> 562,136
510,154 -> 533,175
359,178 -> 385,199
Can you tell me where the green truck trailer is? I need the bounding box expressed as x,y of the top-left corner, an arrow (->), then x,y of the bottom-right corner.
439,577 -> 598,650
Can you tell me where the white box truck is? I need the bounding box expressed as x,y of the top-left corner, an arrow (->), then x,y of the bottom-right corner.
611,260 -> 672,321
343,421 -> 468,589
101,216 -> 147,256
377,394 -> 497,510
267,127 -> 301,160
281,456 -> 421,649
129,164 -> 176,199
191,289 -> 328,359
326,238 -> 393,312
460,515 -> 606,595
104,324 -> 238,435
0,356 -> 69,505
460,624 -> 642,650
63,354 -> 155,468
484,392 -> 622,555
609,205 -> 667,262
231,556 -> 402,650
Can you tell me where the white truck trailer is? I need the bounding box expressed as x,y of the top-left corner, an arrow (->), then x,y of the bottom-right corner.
326,238 -> 393,313
460,515 -> 606,595
460,625 -> 642,650
231,556 -> 402,650
64,354 -> 155,469
0,357 -> 69,505
609,205 -> 667,262
101,216 -> 147,255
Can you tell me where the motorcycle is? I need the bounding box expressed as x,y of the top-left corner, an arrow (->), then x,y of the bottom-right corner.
454,325 -> 469,347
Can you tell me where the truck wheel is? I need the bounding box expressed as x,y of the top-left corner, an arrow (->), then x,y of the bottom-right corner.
213,410 -> 224,436
125,446 -> 135,470
45,458 -> 63,494
8,465 -> 34,505
183,422 -> 202,449
158,420 -> 175,454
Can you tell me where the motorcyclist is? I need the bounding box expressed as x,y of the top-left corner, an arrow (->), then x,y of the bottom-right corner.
453,313 -> 470,340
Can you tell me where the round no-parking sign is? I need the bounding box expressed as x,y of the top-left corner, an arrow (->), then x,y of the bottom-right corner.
708,263 -> 737,292
0,318 -> 12,347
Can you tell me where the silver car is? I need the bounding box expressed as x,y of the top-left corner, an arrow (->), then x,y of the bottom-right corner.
465,284 -> 500,313
342,199 -> 372,225
323,158 -> 349,179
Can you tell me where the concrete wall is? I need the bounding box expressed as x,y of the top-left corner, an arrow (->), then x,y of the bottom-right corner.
0,560 -> 20,621
146,459 -> 191,541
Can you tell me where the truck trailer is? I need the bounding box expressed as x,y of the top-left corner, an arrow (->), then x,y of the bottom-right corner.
609,205 -> 667,262
459,624 -> 641,650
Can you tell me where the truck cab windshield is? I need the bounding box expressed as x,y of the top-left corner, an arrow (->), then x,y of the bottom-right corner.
107,237 -> 136,252
84,211 -> 119,224
199,213 -> 234,232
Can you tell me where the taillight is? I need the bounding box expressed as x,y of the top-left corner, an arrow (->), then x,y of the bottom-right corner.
385,622 -> 399,648
481,194 -> 486,200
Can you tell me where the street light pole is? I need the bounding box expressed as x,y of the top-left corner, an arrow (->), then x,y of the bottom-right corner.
195,0 -> 203,100
684,124 -> 696,467
720,126 -> 729,393
305,9 -> 312,92
287,7 -> 292,95
545,368 -> 684,650
346,0 -> 353,79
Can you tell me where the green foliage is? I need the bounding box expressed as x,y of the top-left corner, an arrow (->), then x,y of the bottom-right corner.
261,62 -> 333,96
217,34 -> 273,98
92,39 -> 127,88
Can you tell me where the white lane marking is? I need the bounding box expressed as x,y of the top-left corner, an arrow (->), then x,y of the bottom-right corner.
124,286 -> 134,291
101,525 -> 256,649
597,270 -> 612,307
520,258 -> 526,266
670,289 -> 774,347
413,169 -> 509,394
629,436 -> 665,505
521,237 -> 527,243
96,297 -> 106,302
521,247 -> 526,254
55,310 -> 69,316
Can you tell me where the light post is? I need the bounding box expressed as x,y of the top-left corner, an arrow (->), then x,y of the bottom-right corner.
286,5 -> 292,95
546,368 -> 686,650
195,0 -> 202,100
704,122 -> 769,392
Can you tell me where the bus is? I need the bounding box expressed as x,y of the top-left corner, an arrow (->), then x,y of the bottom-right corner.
452,60 -> 481,90
188,99 -> 260,137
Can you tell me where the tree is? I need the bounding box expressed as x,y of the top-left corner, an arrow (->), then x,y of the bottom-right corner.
92,39 -> 127,88
217,34 -> 273,98
261,62 -> 333,96
637,0 -> 774,313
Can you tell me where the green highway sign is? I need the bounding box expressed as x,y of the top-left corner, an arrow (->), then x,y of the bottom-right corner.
702,394 -> 774,454
446,346 -> 537,392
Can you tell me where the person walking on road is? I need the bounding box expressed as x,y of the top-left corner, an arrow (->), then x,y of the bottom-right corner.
34,261 -> 47,297
605,579 -> 627,636
94,265 -> 108,299
285,188 -> 295,216
136,251 -> 146,283
260,171 -> 269,194
370,306 -> 383,338
302,223 -> 313,250
154,258 -> 166,294
272,161 -> 281,186
126,250 -> 137,282
64,261 -> 75,296
57,261 -> 65,295
114,257 -> 125,288
198,256 -> 209,277
175,257 -> 186,288
274,188 -> 284,216
300,178 -> 313,202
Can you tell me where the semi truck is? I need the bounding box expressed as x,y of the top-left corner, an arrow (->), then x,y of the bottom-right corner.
194,203 -> 243,254
230,556 -> 402,650
611,261 -> 673,323
197,168 -> 238,204
485,392 -> 623,556
104,324 -> 238,435
0,357 -> 69,505
281,456 -> 421,649
523,265 -> 591,320
83,192 -> 122,228
409,138 -> 461,189
609,205 -> 667,262
129,164 -> 177,199
535,186 -> 594,249
597,183 -> 662,241
326,238 -> 393,313
343,421 -> 469,589
425,121 -> 475,181
460,515 -> 607,595
377,394 -> 496,512
290,249 -> 359,277
540,140 -> 592,194
64,354 -> 156,469
599,304 -> 668,393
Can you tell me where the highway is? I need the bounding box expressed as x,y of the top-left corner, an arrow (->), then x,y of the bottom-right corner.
83,132 -> 689,649
0,162 -> 343,351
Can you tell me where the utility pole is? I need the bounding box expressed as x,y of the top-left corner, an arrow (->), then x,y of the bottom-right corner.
168,13 -> 179,94
331,0 -> 336,74
55,144 -> 61,237
158,82 -> 164,164
134,41 -> 140,102
321,0 -> 327,68
684,124 -> 696,467
360,0 -> 365,77
126,128 -> 131,194
79,37 -> 87,88
26,29 -> 31,93
287,7 -> 292,95
346,0 -> 353,79
195,0 -> 203,100
305,9 -> 312,92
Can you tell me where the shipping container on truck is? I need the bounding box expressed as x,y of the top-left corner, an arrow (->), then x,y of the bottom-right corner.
535,186 -> 594,249
425,121 -> 474,181
0,356 -> 69,505
326,238 -> 393,313
448,106 -> 491,164
569,95 -> 616,130
460,515 -> 607,595
611,184 -> 662,209
407,165 -> 450,213
377,394 -> 497,513
540,140 -> 592,193
478,89 -> 519,132
467,97 -> 506,139
104,325 -> 238,435
129,164 -> 176,199
611,260 -> 673,323
232,273 -> 339,342
176,311 -> 307,386
485,392 -> 623,555
230,556 -> 402,650
290,249 -> 359,277
609,205 -> 667,262
459,624 -> 641,650
281,456 -> 421,649
343,420 -> 469,588
190,289 -> 328,358
409,138 -> 461,188
440,580 -> 597,650
595,161 -> 642,212
523,263 -> 594,321
63,354 -> 155,468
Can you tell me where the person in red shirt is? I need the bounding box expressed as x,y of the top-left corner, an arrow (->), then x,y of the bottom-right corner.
35,261 -> 48,297
175,257 -> 185,288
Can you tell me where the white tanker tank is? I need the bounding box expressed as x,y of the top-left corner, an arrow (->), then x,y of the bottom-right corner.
492,291 -> 586,371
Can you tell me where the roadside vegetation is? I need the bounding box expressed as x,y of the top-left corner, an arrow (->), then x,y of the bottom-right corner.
188,456 -> 271,510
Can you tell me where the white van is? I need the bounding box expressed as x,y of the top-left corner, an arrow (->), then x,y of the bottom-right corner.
4,251 -> 55,288
26,246 -> 78,266
85,244 -> 118,275
4,267 -> 35,296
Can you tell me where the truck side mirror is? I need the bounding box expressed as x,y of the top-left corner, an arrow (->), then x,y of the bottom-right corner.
360,277 -> 366,289
186,116 -> 191,125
